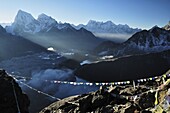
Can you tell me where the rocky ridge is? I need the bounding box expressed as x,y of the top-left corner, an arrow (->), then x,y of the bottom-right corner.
39,70 -> 170,113
0,25 -> 46,61
96,26 -> 170,57
0,69 -> 30,113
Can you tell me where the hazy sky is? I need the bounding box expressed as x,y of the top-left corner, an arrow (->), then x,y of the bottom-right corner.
0,0 -> 170,29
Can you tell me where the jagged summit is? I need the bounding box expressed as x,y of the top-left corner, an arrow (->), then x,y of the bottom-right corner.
149,25 -> 159,32
6,10 -> 40,34
37,13 -> 57,31
37,13 -> 56,23
14,10 -> 37,25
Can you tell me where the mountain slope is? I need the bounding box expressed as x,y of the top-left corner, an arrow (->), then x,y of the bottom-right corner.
75,49 -> 170,82
93,41 -> 120,55
0,25 -> 46,61
96,26 -> 170,57
125,27 -> 170,50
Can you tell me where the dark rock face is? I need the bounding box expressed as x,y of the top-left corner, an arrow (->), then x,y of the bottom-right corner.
39,70 -> 170,113
75,50 -> 170,82
0,69 -> 30,113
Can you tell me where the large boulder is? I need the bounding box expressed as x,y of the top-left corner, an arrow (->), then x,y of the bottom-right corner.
0,69 -> 30,113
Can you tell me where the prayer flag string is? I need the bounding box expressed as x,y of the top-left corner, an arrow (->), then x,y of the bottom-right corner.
10,73 -> 170,86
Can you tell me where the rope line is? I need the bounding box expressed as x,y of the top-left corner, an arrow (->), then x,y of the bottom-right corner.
11,80 -> 21,113
15,78 -> 61,101
14,75 -> 165,103
11,73 -> 170,86
14,75 -> 168,102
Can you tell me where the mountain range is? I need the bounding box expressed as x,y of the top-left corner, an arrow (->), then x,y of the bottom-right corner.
72,20 -> 141,34
5,10 -> 102,52
2,10 -> 170,59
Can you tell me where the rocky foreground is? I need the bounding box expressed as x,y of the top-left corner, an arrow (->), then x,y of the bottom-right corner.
0,69 -> 30,113
40,70 -> 170,113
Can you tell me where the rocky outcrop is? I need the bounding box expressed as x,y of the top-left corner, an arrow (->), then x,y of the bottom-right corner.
0,69 -> 30,113
39,71 -> 170,113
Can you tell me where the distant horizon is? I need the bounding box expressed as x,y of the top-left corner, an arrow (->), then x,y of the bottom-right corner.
0,0 -> 170,29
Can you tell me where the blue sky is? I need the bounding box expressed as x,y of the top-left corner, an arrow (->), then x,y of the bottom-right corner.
0,0 -> 170,29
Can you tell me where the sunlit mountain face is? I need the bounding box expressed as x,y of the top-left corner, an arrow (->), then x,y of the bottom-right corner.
0,1 -> 170,112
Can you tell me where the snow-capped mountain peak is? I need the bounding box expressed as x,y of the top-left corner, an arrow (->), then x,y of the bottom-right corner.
149,25 -> 159,32
37,13 -> 56,24
37,13 -> 57,31
104,21 -> 115,26
163,21 -> 170,31
5,10 -> 40,35
14,10 -> 37,25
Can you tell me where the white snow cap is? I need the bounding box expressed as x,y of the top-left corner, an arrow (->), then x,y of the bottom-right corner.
14,10 -> 37,25
37,13 -> 56,24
